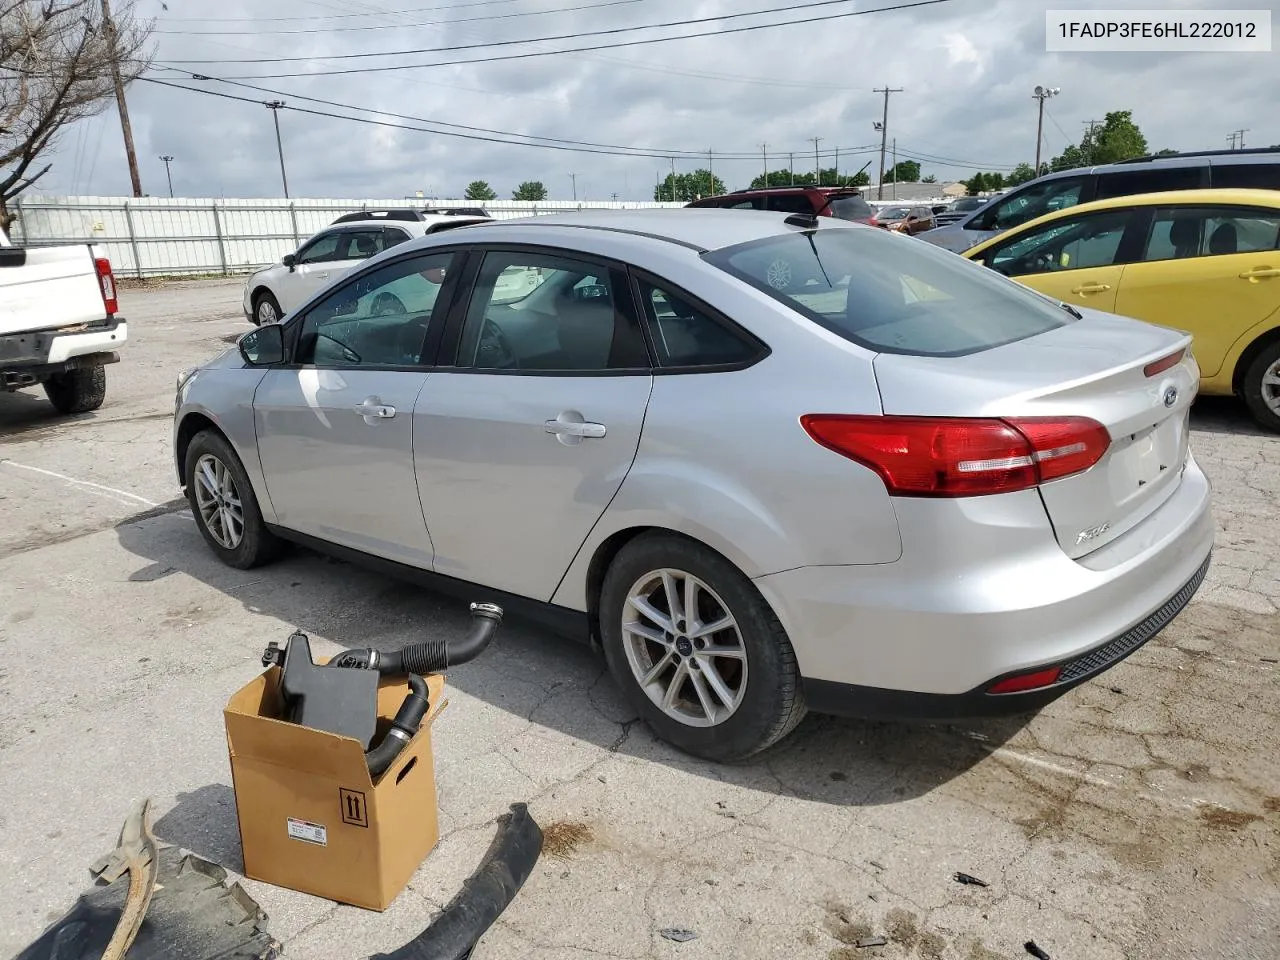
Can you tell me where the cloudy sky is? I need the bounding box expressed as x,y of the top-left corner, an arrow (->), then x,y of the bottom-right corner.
36,0 -> 1278,201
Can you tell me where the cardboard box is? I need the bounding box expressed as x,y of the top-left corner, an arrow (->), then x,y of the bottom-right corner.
224,666 -> 446,910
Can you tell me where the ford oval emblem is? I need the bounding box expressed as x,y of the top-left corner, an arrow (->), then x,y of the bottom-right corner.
1163,386 -> 1178,408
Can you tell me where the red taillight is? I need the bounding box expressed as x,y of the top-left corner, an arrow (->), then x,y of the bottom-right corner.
799,414 -> 1110,497
1143,348 -> 1184,378
94,257 -> 118,316
987,666 -> 1062,694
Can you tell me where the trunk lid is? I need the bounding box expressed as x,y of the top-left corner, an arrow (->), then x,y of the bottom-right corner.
873,308 -> 1197,559
0,243 -> 107,336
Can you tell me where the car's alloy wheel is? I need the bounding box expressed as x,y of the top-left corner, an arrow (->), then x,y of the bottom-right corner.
1241,341 -> 1280,433
192,453 -> 244,549
255,296 -> 279,325
621,568 -> 748,728
1259,356 -> 1280,418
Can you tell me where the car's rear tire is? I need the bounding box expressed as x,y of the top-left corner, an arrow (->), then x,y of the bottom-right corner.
43,365 -> 106,414
599,532 -> 806,762
252,290 -> 282,326
184,429 -> 282,569
1241,340 -> 1280,433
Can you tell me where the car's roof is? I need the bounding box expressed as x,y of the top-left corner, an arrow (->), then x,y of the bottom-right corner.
491,207 -> 858,252
961,188 -> 1280,256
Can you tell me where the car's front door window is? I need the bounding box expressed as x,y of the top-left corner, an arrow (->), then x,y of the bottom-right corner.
986,210 -> 1133,276
295,252 -> 456,367
296,232 -> 343,265
456,251 -> 649,372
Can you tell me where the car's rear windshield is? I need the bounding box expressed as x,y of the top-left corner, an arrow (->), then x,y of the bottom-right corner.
828,195 -> 872,220
704,226 -> 1074,357
951,197 -> 987,211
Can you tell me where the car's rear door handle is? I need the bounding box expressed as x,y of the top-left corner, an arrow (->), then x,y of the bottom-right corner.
1239,266 -> 1280,279
1071,282 -> 1112,294
355,397 -> 395,419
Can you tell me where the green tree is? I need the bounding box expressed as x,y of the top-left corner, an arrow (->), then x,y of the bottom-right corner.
884,160 -> 921,183
965,172 -> 1005,195
654,169 -> 725,202
512,181 -> 548,201
1088,110 -> 1148,164
1153,148 -> 1180,157
1005,162 -> 1038,186
464,180 -> 496,201
921,174 -> 937,184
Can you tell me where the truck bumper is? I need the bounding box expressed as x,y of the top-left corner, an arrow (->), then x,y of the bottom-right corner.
0,319 -> 126,388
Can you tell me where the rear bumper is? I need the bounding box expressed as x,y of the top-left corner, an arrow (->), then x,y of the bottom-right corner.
0,320 -> 126,386
755,452 -> 1215,713
801,552 -> 1210,720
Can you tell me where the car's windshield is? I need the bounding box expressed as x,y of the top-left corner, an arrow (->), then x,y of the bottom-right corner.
705,226 -> 1073,357
827,194 -> 873,220
876,206 -> 911,220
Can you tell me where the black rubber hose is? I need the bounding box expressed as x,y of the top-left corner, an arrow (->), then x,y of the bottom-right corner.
365,673 -> 429,777
376,602 -> 503,676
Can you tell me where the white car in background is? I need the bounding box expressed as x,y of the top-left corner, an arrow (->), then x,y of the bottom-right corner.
242,210 -> 491,325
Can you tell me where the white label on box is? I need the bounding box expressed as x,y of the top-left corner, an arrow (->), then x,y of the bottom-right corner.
287,817 -> 328,846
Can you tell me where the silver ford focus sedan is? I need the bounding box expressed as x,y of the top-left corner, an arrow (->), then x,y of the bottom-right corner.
174,208 -> 1213,761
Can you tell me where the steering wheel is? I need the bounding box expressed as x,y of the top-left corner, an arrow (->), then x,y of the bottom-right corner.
476,317 -> 519,370
371,292 -> 407,316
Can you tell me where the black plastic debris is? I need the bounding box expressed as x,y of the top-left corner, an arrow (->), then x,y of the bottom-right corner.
373,803 -> 543,960
954,872 -> 990,887
659,928 -> 698,943
15,846 -> 280,960
856,935 -> 888,948
1024,940 -> 1052,959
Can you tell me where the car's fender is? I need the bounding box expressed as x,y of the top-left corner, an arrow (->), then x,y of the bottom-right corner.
1216,310 -> 1280,396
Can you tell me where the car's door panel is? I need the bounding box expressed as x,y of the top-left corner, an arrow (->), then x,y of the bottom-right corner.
253,250 -> 461,567
279,230 -> 345,312
412,248 -> 654,600
1114,205 -> 1280,377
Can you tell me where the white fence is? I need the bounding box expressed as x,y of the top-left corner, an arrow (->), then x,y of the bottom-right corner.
8,195 -> 686,278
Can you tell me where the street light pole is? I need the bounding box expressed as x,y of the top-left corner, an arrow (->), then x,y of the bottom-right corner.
1032,85 -> 1060,174
265,101 -> 290,198
159,155 -> 174,197
873,85 -> 903,200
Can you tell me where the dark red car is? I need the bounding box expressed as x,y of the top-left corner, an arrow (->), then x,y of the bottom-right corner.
686,186 -> 875,223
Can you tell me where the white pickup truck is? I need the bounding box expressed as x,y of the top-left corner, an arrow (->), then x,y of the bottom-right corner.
0,225 -> 126,415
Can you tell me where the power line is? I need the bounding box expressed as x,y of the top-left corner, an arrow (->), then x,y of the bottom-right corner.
154,0 -> 651,35
149,66 -> 881,160
151,0 -> 955,78
159,0 -> 908,63
137,76 -> 886,163
158,0 -> 543,22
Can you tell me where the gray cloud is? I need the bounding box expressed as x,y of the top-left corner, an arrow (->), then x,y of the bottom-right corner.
34,0 -> 1280,201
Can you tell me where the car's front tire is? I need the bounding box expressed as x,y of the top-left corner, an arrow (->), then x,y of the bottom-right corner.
599,532 -> 806,762
184,429 -> 282,569
1241,340 -> 1280,433
43,366 -> 106,414
252,290 -> 282,326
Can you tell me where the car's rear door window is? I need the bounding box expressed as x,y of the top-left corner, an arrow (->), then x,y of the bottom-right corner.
1209,162 -> 1280,190
634,276 -> 764,369
706,227 -> 1072,357
1142,206 -> 1280,261
1094,165 -> 1207,201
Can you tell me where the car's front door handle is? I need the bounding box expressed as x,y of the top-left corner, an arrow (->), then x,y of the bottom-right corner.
355,397 -> 395,419
1239,266 -> 1280,279
545,414 -> 606,441
1071,282 -> 1112,294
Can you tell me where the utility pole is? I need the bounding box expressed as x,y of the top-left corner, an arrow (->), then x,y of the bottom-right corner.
788,152 -> 794,185
264,101 -> 290,197
669,157 -> 676,202
159,155 -> 174,198
1032,85 -> 1060,175
570,172 -> 577,201
811,137 -> 822,184
707,148 -> 714,195
1082,120 -> 1102,166
873,85 -> 902,200
1228,129 -> 1249,150
834,146 -> 840,186
760,143 -> 768,186
101,0 -> 142,197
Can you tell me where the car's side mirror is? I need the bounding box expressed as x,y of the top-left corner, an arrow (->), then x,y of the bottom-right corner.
282,253 -> 297,271
239,323 -> 285,366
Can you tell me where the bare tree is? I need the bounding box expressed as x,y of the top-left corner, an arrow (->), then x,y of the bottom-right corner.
1,0 -> 153,230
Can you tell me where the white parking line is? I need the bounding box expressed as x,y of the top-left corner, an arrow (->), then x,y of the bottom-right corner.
989,746 -> 1205,812
0,460 -> 159,509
